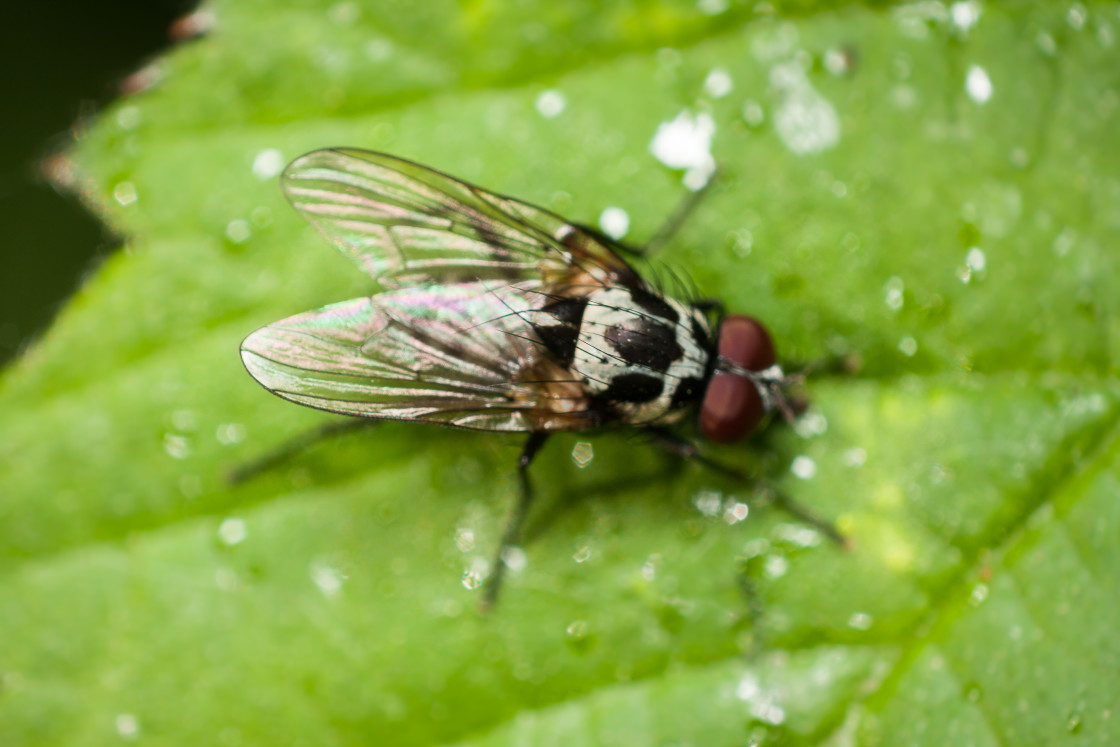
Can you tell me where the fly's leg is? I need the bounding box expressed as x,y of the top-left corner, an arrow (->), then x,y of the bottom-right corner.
481,431 -> 551,611
644,428 -> 847,547
641,171 -> 720,255
571,171 -> 719,260
226,418 -> 376,484
647,428 -> 846,646
735,572 -> 768,658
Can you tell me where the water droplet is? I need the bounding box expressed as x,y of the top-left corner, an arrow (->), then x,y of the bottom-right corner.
1053,227 -> 1076,257
1097,20 -> 1115,47
329,1 -> 360,24
250,206 -> 273,228
898,336 -> 918,357
770,61 -> 840,155
226,219 -> 251,244
570,441 -> 594,468
698,0 -> 729,15
566,620 -> 588,639
649,110 -> 717,187
965,66 -> 993,104
848,611 -> 873,630
751,22 -> 799,61
179,475 -> 203,499
950,1 -> 981,34
215,422 -> 247,445
1067,3 -> 1087,31
740,538 -> 770,559
500,546 -> 528,573
535,89 -> 566,119
764,555 -> 788,579
572,545 -> 591,563
892,84 -> 918,109
1066,702 -> 1085,733
171,409 -> 198,431
1036,31 -> 1057,56
252,148 -> 284,180
927,461 -> 945,486
310,560 -> 345,597
724,502 -> 750,524
741,100 -> 765,127
682,168 -> 711,192
116,106 -> 141,130
969,582 -> 989,606
454,528 -> 475,552
163,433 -> 191,460
599,207 -> 629,240
790,455 -> 817,479
656,47 -> 682,70
878,276 -> 904,309
892,52 -> 912,80
218,517 -> 247,546
751,702 -> 786,726
214,568 -> 239,592
729,228 -> 754,257
736,673 -> 761,701
113,181 -> 138,206
795,411 -> 828,439
965,247 -> 986,272
365,38 -> 393,61
703,68 -> 733,98
461,570 -> 483,591
116,713 -> 140,739
693,489 -> 722,517
773,523 -> 821,548
823,47 -> 855,76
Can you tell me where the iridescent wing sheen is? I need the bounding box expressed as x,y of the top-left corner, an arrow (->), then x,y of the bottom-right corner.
240,282 -> 595,432
281,148 -> 640,292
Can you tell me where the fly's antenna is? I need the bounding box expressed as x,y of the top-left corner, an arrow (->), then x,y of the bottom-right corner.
715,358 -> 798,423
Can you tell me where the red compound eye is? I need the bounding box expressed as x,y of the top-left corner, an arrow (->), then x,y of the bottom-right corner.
700,315 -> 776,444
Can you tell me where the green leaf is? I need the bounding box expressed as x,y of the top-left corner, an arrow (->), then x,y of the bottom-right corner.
3,2 -> 1118,745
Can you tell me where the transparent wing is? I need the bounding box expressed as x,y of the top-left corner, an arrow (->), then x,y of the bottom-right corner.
240,282 -> 594,432
281,148 -> 640,291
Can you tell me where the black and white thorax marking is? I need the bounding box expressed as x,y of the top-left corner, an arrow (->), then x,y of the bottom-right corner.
530,285 -> 712,425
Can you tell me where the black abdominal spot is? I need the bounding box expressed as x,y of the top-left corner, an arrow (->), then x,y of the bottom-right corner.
669,376 -> 707,409
603,372 -> 664,403
604,319 -> 683,372
542,297 -> 587,326
628,287 -> 679,324
534,324 -> 579,366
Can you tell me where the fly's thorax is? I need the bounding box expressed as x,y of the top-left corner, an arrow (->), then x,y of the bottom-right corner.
530,285 -> 711,424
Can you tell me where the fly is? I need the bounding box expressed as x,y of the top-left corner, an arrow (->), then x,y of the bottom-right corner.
240,148 -> 840,608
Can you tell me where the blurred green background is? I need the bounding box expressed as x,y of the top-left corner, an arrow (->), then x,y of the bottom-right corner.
0,0 -> 192,364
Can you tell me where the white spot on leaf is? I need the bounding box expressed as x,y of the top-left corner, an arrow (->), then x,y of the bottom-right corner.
649,110 -> 717,189
770,61 -> 840,155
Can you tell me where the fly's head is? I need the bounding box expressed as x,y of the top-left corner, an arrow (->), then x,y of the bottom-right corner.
700,315 -> 798,444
